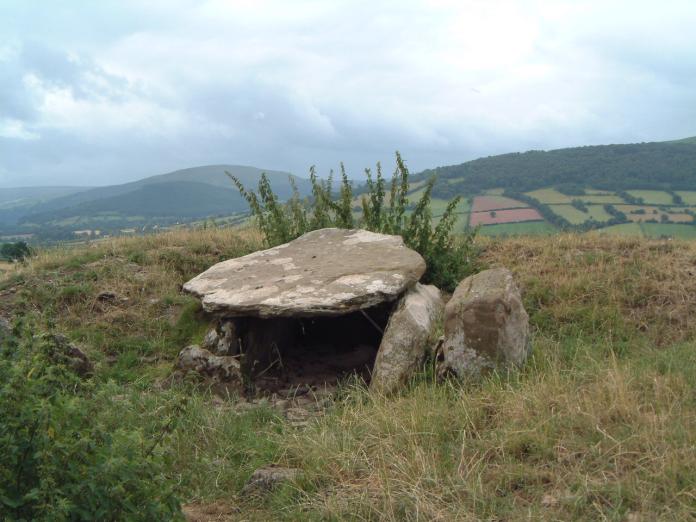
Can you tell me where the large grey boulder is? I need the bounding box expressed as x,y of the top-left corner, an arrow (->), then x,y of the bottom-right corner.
183,228 -> 425,317
441,268 -> 530,377
370,283 -> 443,394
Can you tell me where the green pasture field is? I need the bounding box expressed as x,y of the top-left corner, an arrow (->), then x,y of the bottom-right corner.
476,221 -> 556,236
641,223 -> 696,239
676,191 -> 696,205
593,222 -> 644,236
525,188 -> 571,204
579,194 -> 625,204
627,190 -> 674,205
430,197 -> 470,216
549,204 -> 611,224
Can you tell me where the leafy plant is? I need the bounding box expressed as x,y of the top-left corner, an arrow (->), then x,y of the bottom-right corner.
229,152 -> 478,291
0,325 -> 183,521
0,242 -> 32,262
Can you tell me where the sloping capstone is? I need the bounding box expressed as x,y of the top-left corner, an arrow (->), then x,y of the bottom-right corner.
370,283 -> 443,394
441,268 -> 530,378
183,228 -> 426,317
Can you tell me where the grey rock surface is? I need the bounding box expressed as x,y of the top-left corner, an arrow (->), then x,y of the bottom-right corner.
441,268 -> 530,378
176,345 -> 242,385
370,283 -> 443,394
183,228 -> 425,317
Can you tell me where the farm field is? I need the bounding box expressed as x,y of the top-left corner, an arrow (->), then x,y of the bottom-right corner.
594,222 -> 644,236
372,186 -> 696,237
525,188 -> 572,204
676,191 -> 696,205
627,190 -> 674,205
594,222 -> 696,239
430,197 -> 470,217
470,196 -> 529,212
642,223 -> 696,239
477,221 -> 557,236
549,204 -> 612,224
469,208 -> 543,226
578,194 -> 624,204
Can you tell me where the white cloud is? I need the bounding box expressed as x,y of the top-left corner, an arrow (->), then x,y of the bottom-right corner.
1,0 -> 696,186
0,118 -> 39,140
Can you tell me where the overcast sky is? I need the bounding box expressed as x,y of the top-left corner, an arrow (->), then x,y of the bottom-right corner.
1,0 -> 696,187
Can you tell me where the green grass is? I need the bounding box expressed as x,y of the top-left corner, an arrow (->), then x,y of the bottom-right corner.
477,221 -> 557,236
548,204 -> 608,224
641,223 -> 696,239
429,197 -> 470,216
579,194 -> 625,204
525,188 -> 571,204
549,204 -> 612,225
594,223 -> 644,236
4,229 -> 696,520
627,190 -> 674,205
675,191 -> 696,205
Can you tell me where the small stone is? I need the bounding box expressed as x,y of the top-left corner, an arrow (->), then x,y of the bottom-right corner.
43,334 -> 93,377
217,320 -> 238,355
201,328 -> 219,351
241,466 -> 301,496
175,345 -> 243,390
96,291 -> 118,302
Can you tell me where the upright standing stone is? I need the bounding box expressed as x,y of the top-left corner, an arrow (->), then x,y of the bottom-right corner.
371,283 -> 443,394
441,268 -> 530,377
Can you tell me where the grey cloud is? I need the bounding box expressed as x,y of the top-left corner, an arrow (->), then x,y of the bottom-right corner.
2,1 -> 696,187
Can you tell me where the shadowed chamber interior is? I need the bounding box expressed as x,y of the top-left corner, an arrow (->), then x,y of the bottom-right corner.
244,302 -> 393,393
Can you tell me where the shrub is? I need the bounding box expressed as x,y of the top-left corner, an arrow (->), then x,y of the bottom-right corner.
0,242 -> 32,262
229,152 -> 478,291
0,325 -> 183,521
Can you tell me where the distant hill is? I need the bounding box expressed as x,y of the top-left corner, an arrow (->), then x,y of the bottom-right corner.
23,182 -> 246,224
416,139 -> 696,197
2,165 -> 310,234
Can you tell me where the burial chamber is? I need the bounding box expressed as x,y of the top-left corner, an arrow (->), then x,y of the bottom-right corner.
182,228 -> 441,394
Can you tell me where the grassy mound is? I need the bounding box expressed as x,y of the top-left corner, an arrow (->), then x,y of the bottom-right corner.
1,229 -> 695,520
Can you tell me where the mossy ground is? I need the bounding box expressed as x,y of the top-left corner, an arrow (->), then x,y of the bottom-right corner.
2,229 -> 696,520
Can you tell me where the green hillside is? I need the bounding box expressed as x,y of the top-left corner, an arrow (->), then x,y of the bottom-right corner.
419,139 -> 696,196
1,165 -> 311,239
405,137 -> 696,238
20,182 -> 246,226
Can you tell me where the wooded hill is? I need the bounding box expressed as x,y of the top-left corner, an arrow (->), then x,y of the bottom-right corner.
417,139 -> 696,198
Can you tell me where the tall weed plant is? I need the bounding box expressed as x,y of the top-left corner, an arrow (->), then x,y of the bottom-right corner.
229,152 -> 478,291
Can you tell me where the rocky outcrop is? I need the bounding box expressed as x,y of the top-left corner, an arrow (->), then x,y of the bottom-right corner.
441,268 -> 530,378
370,283 -> 443,394
183,228 -> 425,317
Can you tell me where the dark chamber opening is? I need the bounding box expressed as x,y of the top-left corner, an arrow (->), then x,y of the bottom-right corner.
246,302 -> 393,394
